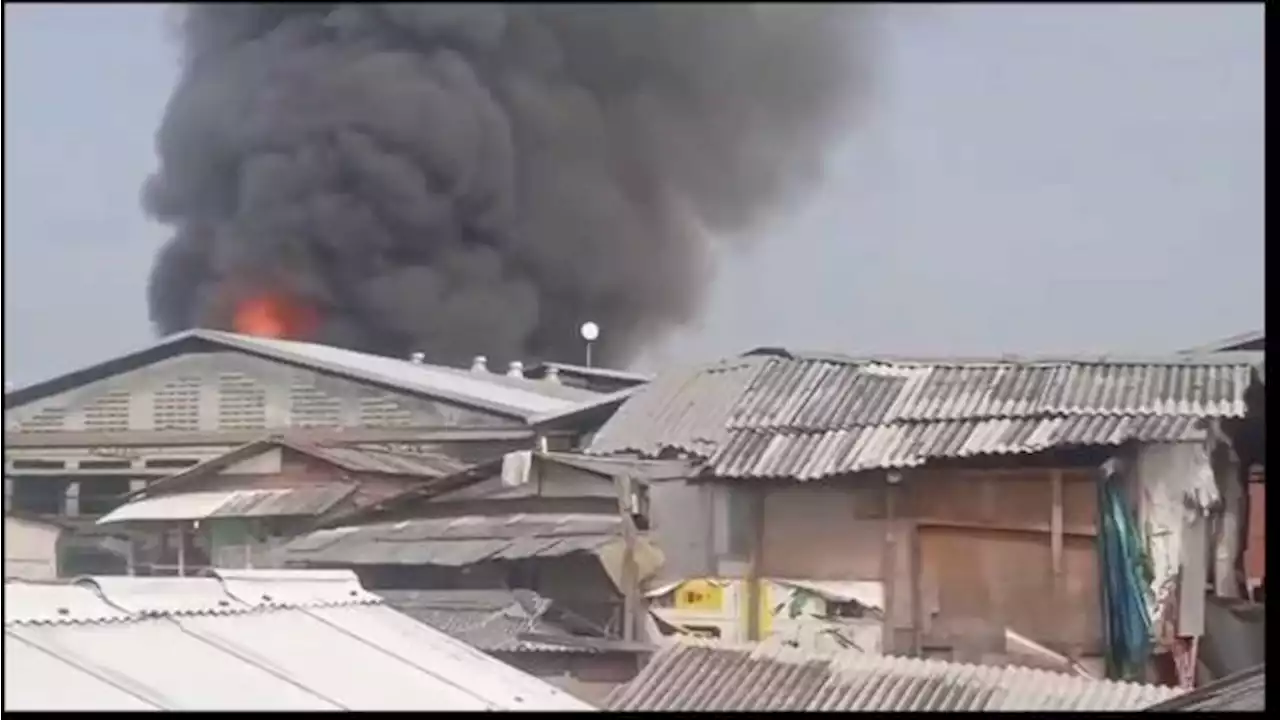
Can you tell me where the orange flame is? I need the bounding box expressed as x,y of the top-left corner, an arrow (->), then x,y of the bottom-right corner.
232,293 -> 317,340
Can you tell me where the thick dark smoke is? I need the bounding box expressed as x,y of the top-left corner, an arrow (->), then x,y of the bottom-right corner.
145,4 -> 871,367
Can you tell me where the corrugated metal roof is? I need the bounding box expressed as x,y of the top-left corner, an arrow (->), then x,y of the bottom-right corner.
379,589 -> 598,653
607,639 -> 1181,711
588,352 -> 1262,479
97,486 -> 356,525
3,570 -> 592,711
1180,329 -> 1265,354
294,441 -> 465,476
709,415 -> 1206,480
121,437 -> 465,507
5,329 -> 600,422
214,332 -> 598,416
278,513 -> 622,566
1145,665 -> 1265,712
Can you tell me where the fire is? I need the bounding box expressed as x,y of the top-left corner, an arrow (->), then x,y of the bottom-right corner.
232,293 -> 317,340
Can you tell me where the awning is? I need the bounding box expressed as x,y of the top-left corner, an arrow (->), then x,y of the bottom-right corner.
97,486 -> 354,525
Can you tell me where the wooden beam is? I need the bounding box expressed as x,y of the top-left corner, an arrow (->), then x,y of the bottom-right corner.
881,474 -> 899,655
615,474 -> 641,641
745,485 -> 766,642
1051,469 -> 1064,576
915,517 -> 1097,539
910,520 -> 924,658
515,632 -> 658,654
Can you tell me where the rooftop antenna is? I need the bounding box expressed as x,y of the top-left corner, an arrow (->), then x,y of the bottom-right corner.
580,321 -> 600,368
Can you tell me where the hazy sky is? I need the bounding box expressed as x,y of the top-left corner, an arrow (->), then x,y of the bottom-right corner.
2,4 -> 1264,384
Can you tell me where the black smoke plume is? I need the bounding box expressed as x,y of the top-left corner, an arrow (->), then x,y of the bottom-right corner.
144,3 -> 870,367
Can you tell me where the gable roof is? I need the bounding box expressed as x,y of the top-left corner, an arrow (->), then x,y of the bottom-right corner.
277,512 -> 628,568
1181,329 -> 1265,354
125,436 -> 466,502
3,569 -> 591,711
607,638 -> 1179,712
3,329 -> 599,422
586,348 -> 1265,480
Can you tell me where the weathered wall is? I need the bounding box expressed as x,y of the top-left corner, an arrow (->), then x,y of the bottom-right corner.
759,482 -> 889,581
3,517 -> 62,580
712,466 -> 1102,659
645,481 -> 716,581
910,468 -> 1100,657
1246,477 -> 1265,587
496,652 -> 641,707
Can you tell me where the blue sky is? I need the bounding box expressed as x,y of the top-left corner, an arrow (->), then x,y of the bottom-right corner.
2,4 -> 1264,382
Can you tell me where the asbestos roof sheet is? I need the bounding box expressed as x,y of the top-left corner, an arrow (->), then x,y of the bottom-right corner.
278,513 -> 621,567
3,570 -> 592,711
379,589 -> 597,653
708,414 -> 1207,480
607,639 -> 1181,712
587,352 -> 1263,478
97,486 -> 355,525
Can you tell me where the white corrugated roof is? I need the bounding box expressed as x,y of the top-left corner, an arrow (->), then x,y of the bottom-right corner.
207,331 -> 597,418
5,329 -> 602,423
97,491 -> 240,524
608,638 -> 1181,712
3,570 -> 593,711
96,486 -> 354,525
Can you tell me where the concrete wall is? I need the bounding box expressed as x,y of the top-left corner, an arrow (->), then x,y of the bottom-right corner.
3,517 -> 61,580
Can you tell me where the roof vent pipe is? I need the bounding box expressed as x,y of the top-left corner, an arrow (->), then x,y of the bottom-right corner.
544,366 -> 562,384
507,361 -> 525,379
471,355 -> 488,373
409,352 -> 426,365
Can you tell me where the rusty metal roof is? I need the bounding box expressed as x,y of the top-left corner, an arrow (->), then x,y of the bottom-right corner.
290,440 -> 465,477
97,486 -> 356,525
587,351 -> 1263,479
278,513 -> 622,566
607,639 -> 1181,711
379,589 -> 599,654
130,437 -> 466,502
3,570 -> 591,711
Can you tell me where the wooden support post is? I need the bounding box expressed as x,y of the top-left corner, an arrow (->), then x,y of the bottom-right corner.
910,520 -> 924,658
1051,469 -> 1064,576
882,474 -> 900,655
615,475 -> 641,641
745,485 -> 766,642
177,526 -> 187,578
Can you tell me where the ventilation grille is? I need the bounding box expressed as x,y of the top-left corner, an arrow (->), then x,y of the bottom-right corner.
19,406 -> 68,433
217,373 -> 267,430
153,376 -> 202,431
84,389 -> 132,431
358,394 -> 414,427
289,382 -> 342,428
